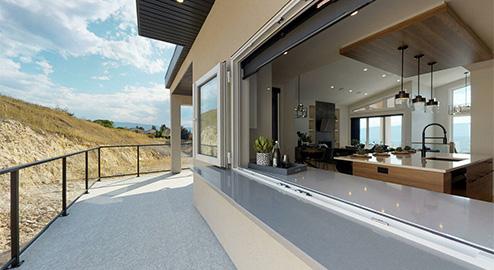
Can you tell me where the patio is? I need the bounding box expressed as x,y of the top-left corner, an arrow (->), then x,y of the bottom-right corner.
17,170 -> 235,270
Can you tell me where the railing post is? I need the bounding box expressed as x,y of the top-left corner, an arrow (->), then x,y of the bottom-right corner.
85,151 -> 89,194
61,157 -> 68,217
137,145 -> 140,177
97,147 -> 101,181
10,170 -> 22,267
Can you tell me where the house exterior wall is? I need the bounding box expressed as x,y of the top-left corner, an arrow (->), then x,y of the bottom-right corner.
169,0 -> 290,93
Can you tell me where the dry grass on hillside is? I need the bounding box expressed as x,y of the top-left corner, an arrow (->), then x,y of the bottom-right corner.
0,95 -> 161,146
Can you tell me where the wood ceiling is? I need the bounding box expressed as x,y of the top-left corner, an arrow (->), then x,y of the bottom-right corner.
340,4 -> 493,77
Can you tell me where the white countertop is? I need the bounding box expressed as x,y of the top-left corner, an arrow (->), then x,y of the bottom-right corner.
255,167 -> 494,254
334,152 -> 492,173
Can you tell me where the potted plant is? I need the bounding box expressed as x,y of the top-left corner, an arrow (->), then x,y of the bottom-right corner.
254,136 -> 273,166
374,144 -> 390,157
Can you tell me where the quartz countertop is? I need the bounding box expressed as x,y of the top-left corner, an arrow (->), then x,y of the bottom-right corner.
334,152 -> 492,173
193,165 -> 492,269
254,167 -> 494,254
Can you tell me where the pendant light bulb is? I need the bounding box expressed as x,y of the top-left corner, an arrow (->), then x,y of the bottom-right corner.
394,45 -> 410,109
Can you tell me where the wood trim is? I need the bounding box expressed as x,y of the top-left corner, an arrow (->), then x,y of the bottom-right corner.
340,3 -> 493,77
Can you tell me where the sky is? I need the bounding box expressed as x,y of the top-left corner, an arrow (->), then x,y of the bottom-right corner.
0,0 -> 192,127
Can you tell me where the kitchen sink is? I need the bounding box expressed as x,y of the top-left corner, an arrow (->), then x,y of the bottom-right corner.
425,157 -> 467,162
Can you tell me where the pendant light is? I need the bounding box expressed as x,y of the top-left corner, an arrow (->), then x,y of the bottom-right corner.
425,61 -> 439,113
411,54 -> 426,112
294,75 -> 307,118
448,71 -> 471,115
394,45 -> 410,108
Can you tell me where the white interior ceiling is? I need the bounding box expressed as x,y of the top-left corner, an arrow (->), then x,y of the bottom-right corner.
271,0 -> 492,105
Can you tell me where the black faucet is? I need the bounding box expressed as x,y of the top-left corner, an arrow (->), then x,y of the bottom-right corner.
422,123 -> 448,158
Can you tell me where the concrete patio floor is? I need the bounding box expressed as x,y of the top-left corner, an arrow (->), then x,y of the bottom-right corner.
18,170 -> 235,270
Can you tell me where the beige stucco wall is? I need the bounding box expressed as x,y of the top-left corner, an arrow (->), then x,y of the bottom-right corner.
170,0 -> 290,92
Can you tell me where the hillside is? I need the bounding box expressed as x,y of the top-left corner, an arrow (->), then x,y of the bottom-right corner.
0,95 -> 160,147
0,95 -> 173,260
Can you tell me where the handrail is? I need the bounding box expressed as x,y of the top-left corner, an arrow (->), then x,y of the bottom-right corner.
0,147 -> 100,175
0,143 -> 181,175
0,142 -> 188,269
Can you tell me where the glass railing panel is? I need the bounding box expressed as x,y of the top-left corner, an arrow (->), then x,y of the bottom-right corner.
87,149 -> 99,185
139,144 -> 171,173
100,146 -> 137,179
0,173 -> 10,266
66,153 -> 86,204
181,141 -> 193,169
19,160 -> 62,249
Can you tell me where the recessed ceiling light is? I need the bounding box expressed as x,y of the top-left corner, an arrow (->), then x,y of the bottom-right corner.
381,74 -> 387,78
363,68 -> 368,72
364,92 -> 368,96
350,10 -> 359,16
176,0 -> 184,3
397,79 -> 401,82
283,51 -> 288,55
348,89 -> 353,93
330,85 -> 335,89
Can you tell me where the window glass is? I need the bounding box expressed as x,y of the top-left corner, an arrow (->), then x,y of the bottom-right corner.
368,117 -> 383,145
359,118 -> 367,145
198,76 -> 218,157
386,97 -> 395,108
453,86 -> 471,106
385,115 -> 402,147
453,116 -> 471,153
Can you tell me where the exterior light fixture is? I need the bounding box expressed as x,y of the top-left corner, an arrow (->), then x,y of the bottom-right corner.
412,54 -> 426,112
394,45 -> 410,108
294,75 -> 307,118
176,0 -> 184,3
426,62 -> 439,113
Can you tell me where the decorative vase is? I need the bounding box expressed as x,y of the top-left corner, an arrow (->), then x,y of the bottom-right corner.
256,153 -> 272,166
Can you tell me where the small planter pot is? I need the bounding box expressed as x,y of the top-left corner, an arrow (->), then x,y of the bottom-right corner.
256,153 -> 272,166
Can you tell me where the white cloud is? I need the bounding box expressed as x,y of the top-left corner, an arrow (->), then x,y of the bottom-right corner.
36,60 -> 53,75
0,0 -> 174,74
91,75 -> 110,81
0,57 -> 171,125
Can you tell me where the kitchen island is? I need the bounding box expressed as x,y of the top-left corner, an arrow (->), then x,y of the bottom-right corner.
335,153 -> 493,202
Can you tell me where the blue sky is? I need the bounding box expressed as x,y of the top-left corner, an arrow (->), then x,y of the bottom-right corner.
0,0 -> 192,127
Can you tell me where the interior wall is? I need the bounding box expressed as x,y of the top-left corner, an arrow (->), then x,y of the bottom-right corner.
468,60 -> 494,196
249,64 -> 273,160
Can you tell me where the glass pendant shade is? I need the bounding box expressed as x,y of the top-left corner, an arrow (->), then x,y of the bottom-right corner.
426,98 -> 439,113
395,90 -> 410,108
412,95 -> 427,111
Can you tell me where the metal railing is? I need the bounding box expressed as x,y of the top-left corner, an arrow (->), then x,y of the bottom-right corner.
0,143 -> 190,269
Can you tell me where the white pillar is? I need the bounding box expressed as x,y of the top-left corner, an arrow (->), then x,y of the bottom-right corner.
170,94 -> 193,174
171,94 -> 182,174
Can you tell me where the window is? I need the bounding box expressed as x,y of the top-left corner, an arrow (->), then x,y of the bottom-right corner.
353,115 -> 402,147
451,85 -> 471,153
453,85 -> 471,106
359,118 -> 367,144
198,76 -> 218,157
384,115 -> 402,147
368,117 -> 383,145
452,116 -> 470,153
193,63 -> 226,166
